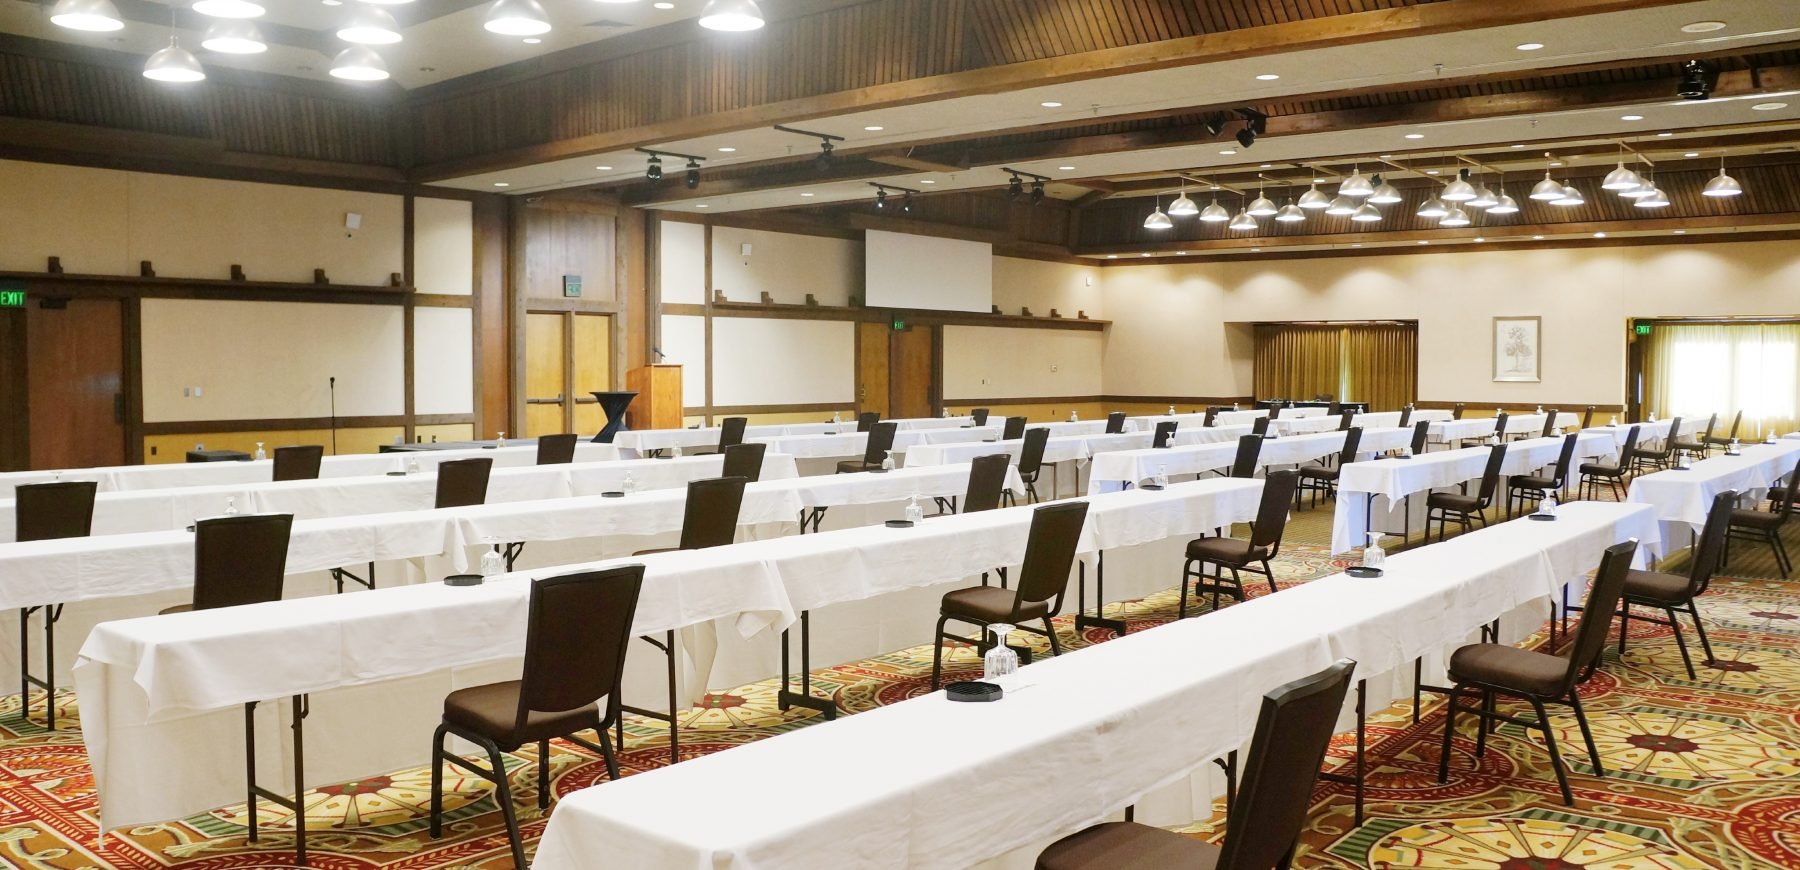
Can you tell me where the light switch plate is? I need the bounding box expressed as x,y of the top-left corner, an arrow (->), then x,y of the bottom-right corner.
740,243 -> 753,256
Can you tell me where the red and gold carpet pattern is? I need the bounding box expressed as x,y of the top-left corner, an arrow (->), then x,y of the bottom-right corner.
2,508 -> 1798,868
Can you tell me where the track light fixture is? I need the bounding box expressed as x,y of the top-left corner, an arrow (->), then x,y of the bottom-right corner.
1677,59 -> 1714,100
1236,107 -> 1268,136
773,125 -> 846,172
1202,113 -> 1228,137
1235,125 -> 1257,149
1008,174 -> 1024,199
869,182 -> 921,212
636,148 -> 704,184
1001,168 -> 1053,206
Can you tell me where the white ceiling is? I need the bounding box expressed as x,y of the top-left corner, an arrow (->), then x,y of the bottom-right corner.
424,0 -> 1800,211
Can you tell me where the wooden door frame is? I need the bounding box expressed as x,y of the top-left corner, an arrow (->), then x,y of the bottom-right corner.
24,296 -> 131,470
886,323 -> 941,418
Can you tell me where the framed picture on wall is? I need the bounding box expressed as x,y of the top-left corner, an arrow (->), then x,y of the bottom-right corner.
1493,316 -> 1541,382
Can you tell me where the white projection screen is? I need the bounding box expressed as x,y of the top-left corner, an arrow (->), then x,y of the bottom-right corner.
864,229 -> 994,313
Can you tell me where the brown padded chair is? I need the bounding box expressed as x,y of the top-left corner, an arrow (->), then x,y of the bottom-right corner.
535,433 -> 578,465
1462,411 -> 1507,448
163,513 -> 294,614
1540,409 -> 1560,439
1426,443 -> 1507,541
1671,413 -> 1716,463
931,500 -> 1087,689
1181,470 -> 1300,615
1728,462 -> 1800,578
1578,425 -> 1640,501
1201,408 -> 1219,428
1001,416 -> 1028,440
1228,434 -> 1263,479
429,564 -> 644,869
1151,421 -> 1178,450
1036,659 -> 1356,870
1397,405 -> 1413,429
1452,402 -> 1466,420
694,417 -> 746,456
1580,405 -> 1597,429
721,442 -> 767,482
1336,409 -> 1355,431
1011,427 -> 1051,505
856,411 -> 880,433
271,445 -> 324,481
1250,415 -> 1271,437
1407,419 -> 1431,456
1507,432 -> 1579,518
1296,427 -> 1361,509
970,408 -> 990,426
1630,415 -> 1682,473
1104,412 -> 1127,434
961,453 -> 1013,514
15,481 -> 97,730
1705,410 -> 1743,453
435,458 -> 493,509
838,421 -> 899,474
1438,540 -> 1638,806
1619,491 -> 1733,678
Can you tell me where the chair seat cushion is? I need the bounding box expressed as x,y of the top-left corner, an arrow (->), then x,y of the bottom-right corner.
1448,643 -> 1567,697
1427,492 -> 1482,512
1185,535 -> 1267,565
1299,466 -> 1340,481
1036,821 -> 1221,870
1511,475 -> 1557,489
1579,462 -> 1622,475
836,460 -> 878,474
1623,569 -> 1692,605
1731,508 -> 1785,530
1672,439 -> 1705,451
443,681 -> 601,747
159,603 -> 193,615
941,585 -> 1048,623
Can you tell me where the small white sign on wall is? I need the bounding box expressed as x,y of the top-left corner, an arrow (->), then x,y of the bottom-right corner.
1493,316 -> 1541,383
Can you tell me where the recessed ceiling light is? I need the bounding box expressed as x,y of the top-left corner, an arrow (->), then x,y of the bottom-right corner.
1516,42 -> 1544,50
1176,251 -> 1188,255
1058,166 -> 1075,171
1417,240 -> 1429,245
1549,161 -> 1564,167
1219,148 -> 1237,155
1673,229 -> 1687,234
523,37 -> 541,44
1255,73 -> 1280,80
321,0 -> 340,4
595,165 -> 612,171
863,125 -> 884,131
1425,169 -> 1440,175
1259,163 -> 1273,169
1593,232 -> 1606,238
1250,248 -> 1261,252
1140,253 -> 1151,257
654,1 -> 673,7
1474,237 -> 1485,242
799,192 -> 815,197
1681,20 -> 1726,33
1511,144 -> 1526,148
1040,101 -> 1062,108
1657,131 -> 1674,137
1684,151 -> 1700,158
1404,133 -> 1425,140
1620,114 -> 1644,121
717,146 -> 736,152
1350,243 -> 1362,248
493,182 -> 509,187
919,179 -> 935,184
1106,254 -> 1118,259
1533,235 -> 1545,240
1753,102 -> 1789,111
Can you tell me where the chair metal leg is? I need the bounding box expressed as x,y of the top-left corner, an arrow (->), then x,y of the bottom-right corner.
429,723 -> 448,838
537,738 -> 551,810
1685,601 -> 1717,666
483,740 -> 528,869
1474,689 -> 1493,758
1568,690 -> 1604,777
1666,607 -> 1697,679
1043,616 -> 1062,656
1529,696 -> 1575,805
930,615 -> 950,690
1617,603 -> 1631,654
1437,683 -> 1465,783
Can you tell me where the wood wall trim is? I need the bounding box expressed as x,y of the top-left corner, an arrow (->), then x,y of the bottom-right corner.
1413,401 -> 1625,414
1,272 -> 410,305
661,302 -> 1109,331
1093,395 -> 1258,406
471,193 -> 510,438
140,414 -> 474,436
695,402 -> 850,416
413,294 -> 475,308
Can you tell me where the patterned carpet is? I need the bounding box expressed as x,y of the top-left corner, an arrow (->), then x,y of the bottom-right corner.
4,492 -> 1799,868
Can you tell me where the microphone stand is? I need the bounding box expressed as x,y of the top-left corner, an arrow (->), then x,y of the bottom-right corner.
329,376 -> 338,455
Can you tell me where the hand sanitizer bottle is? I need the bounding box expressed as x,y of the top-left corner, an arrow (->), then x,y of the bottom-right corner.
832,410 -> 841,425
905,495 -> 924,524
496,431 -> 507,448
223,496 -> 239,517
408,456 -> 421,474
1168,404 -> 1176,416
880,450 -> 895,472
1069,410 -> 1079,423
480,544 -> 505,577
671,443 -> 684,459
621,471 -> 637,494
1154,465 -> 1170,488
254,442 -> 266,461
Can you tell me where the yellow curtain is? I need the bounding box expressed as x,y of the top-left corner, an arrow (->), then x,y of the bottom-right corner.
1344,324 -> 1418,411
1254,325 -> 1341,403
1644,322 -> 1800,439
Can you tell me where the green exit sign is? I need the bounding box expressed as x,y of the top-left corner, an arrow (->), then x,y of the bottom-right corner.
892,318 -> 906,331
1635,324 -> 1653,336
0,290 -> 24,309
562,274 -> 582,298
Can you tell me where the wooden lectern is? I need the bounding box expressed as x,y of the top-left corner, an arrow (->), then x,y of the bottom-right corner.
626,364 -> 684,430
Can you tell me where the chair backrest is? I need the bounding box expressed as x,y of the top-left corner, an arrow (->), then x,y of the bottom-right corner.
1001,416 -> 1027,440
717,417 -> 748,450
15,481 -> 97,542
721,442 -> 767,482
1213,659 -> 1357,870
1230,434 -> 1262,479
1397,405 -> 1413,428
961,454 -> 1012,513
1475,443 -> 1508,504
435,458 -> 493,509
1616,425 -> 1641,466
1725,409 -> 1743,440
1550,431 -> 1580,487
1104,412 -> 1126,434
1556,540 -> 1637,690
1772,461 -> 1800,520
1337,409 -> 1354,431
1250,415 -> 1271,436
1409,420 -> 1431,455
1268,405 -> 1284,420
516,564 -> 645,725
856,411 -> 879,433
1018,427 -> 1050,474
1698,413 -> 1718,445
1686,490 -> 1737,596
1250,470 -> 1300,553
192,513 -> 293,611
1152,421 -> 1178,449
271,445 -> 325,481
1659,417 -> 1683,456
1581,405 -> 1596,429
1010,501 -> 1089,612
1541,410 -> 1559,439
677,476 -> 747,550
1338,427 -> 1363,465
862,421 -> 899,464
1202,408 -> 1219,428
1452,402 -> 1465,420
970,408 -> 990,426
535,434 -> 578,466
1492,411 -> 1509,437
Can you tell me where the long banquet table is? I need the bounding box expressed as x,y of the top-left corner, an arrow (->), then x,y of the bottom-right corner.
532,500 -> 1659,870
615,416 -> 979,455
1626,438 -> 1800,546
1088,426 -> 1414,491
75,476 -> 1264,834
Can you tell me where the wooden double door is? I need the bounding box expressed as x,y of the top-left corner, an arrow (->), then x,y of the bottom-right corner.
856,321 -> 938,419
0,298 -> 128,471
523,311 -> 613,438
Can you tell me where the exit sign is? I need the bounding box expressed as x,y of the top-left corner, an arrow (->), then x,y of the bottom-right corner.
0,290 -> 24,308
1635,324 -> 1653,336
892,318 -> 906,331
562,274 -> 582,298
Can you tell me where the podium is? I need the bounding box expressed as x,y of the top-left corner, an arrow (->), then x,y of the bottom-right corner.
626,365 -> 684,431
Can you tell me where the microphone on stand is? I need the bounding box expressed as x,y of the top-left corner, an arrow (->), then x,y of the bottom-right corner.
652,346 -> 667,362
329,376 -> 338,455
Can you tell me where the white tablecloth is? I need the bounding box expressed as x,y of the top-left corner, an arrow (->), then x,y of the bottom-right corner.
1626,440 -> 1800,542
0,443 -> 618,501
750,427 -> 1002,460
533,500 -> 1657,870
903,428 -> 1246,470
1088,427 -> 1414,492
1328,432 -> 1618,554
615,418 -> 979,455
75,477 -> 1264,834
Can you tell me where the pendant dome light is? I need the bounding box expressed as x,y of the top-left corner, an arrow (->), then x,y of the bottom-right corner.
49,0 -> 125,31
1467,182 -> 1499,209
1199,198 -> 1230,222
1350,203 -> 1382,223
329,45 -> 390,80
144,38 -> 206,81
1439,205 -> 1471,227
1338,166 -> 1374,198
1487,180 -> 1520,214
1143,197 -> 1173,230
202,19 -> 267,53
1529,165 -> 1565,201
699,0 -> 766,31
1441,168 -> 1477,202
192,0 -> 265,19
1703,155 -> 1743,196
1416,195 -> 1449,219
1167,181 -> 1199,217
1297,183 -> 1332,209
1325,195 -> 1356,216
482,0 -> 549,36
1246,182 -> 1277,217
1368,175 -> 1402,204
1551,184 -> 1585,207
1228,208 -> 1258,231
1601,161 -> 1644,191
1275,199 -> 1305,222
1635,177 -> 1670,208
341,5 -> 403,42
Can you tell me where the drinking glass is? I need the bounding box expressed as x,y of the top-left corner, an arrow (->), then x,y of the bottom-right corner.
1363,532 -> 1386,569
983,624 -> 1019,680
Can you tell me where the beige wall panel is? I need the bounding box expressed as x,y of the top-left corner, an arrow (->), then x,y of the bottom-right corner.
711,226 -> 860,306
0,160 -> 133,275
658,314 -> 708,408
992,257 -> 1104,319
414,423 -> 476,444
125,173 -> 402,285
711,318 -> 854,406
414,306 -> 474,416
140,299 -> 403,422
659,220 -> 708,304
413,197 -> 474,295
944,326 -> 1103,400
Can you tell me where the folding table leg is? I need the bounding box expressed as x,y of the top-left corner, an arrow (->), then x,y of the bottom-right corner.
244,694 -> 309,866
1317,678 -> 1366,827
1074,553 -> 1127,636
18,604 -> 60,730
778,611 -> 837,720
621,632 -> 682,764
